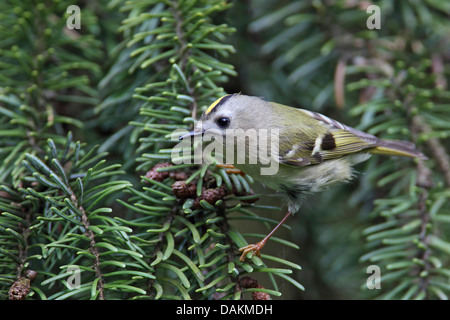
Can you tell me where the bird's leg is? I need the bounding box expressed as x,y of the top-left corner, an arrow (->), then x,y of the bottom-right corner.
239,210 -> 292,261
216,164 -> 246,176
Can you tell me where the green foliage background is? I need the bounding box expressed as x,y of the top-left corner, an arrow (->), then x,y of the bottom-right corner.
0,0 -> 449,300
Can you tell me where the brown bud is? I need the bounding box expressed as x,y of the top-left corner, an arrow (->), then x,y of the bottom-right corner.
145,162 -> 172,182
172,181 -> 197,199
193,187 -> 227,208
240,276 -> 259,288
8,270 -> 37,300
252,290 -> 271,300
25,270 -> 37,281
240,276 -> 271,300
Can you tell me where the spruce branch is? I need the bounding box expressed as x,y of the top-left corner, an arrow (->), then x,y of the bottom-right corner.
216,204 -> 242,298
353,44 -> 450,300
71,186 -> 105,300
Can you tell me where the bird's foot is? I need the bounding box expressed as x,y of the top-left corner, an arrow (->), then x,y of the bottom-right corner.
239,240 -> 267,261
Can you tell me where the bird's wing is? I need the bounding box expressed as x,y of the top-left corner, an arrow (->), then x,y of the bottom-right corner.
279,110 -> 378,167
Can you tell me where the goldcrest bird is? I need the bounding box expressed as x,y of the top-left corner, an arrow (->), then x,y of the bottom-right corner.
181,93 -> 426,261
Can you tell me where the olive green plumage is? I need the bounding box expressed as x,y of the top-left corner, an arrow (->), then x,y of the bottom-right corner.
190,93 -> 426,213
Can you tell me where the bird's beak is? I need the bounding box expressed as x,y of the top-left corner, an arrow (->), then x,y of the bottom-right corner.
179,130 -> 205,141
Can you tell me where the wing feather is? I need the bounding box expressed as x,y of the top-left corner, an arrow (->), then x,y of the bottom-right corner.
279,109 -> 378,167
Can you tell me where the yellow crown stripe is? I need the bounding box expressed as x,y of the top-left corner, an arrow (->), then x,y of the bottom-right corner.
205,95 -> 230,115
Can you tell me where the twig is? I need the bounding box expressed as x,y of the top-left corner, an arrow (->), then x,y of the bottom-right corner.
410,115 -> 434,299
71,192 -> 105,300
216,205 -> 242,299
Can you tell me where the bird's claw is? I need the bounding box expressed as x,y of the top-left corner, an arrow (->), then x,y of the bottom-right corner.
239,241 -> 265,261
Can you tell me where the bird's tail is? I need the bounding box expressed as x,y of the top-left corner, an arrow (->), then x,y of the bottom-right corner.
370,139 -> 427,160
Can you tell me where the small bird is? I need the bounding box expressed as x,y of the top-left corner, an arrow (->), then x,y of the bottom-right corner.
181,93 -> 426,261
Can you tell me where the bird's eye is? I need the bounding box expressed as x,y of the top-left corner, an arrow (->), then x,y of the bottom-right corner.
216,117 -> 230,128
